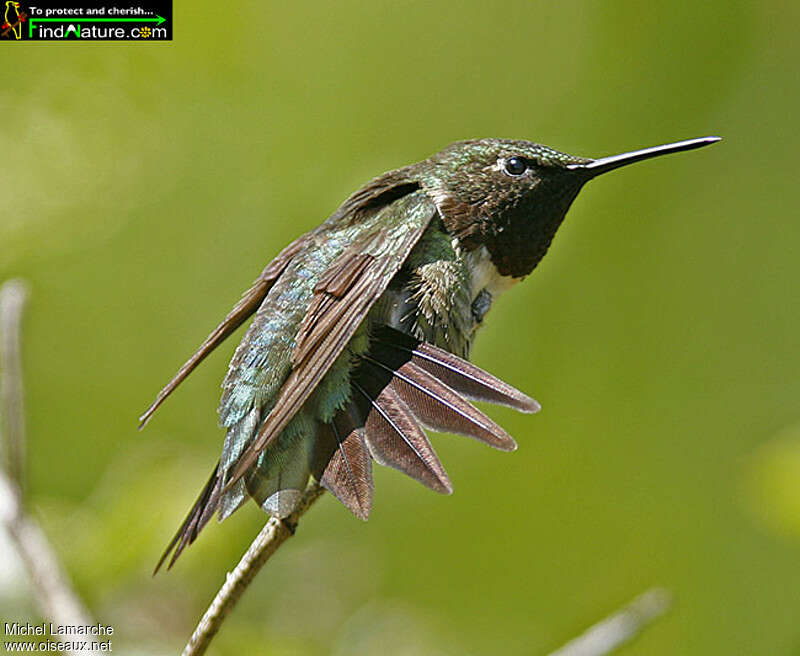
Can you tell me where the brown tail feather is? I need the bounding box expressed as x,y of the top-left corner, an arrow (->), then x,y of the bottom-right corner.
313,405 -> 374,519
360,354 -> 517,451
353,379 -> 452,494
372,328 -> 539,412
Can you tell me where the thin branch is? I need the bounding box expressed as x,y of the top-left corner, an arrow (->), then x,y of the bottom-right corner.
0,280 -> 100,656
182,483 -> 326,656
0,477 -> 98,634
1,279 -> 28,492
546,588 -> 671,656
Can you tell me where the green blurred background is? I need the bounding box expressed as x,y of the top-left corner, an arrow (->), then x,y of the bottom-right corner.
2,1 -> 800,654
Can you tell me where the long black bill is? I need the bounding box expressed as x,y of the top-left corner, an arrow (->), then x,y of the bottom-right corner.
569,136 -> 721,178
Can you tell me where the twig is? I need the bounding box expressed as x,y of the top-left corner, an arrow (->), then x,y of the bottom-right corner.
0,477 -> 98,635
546,588 -> 671,656
0,280 -> 99,656
1,279 -> 28,492
182,482 -> 326,656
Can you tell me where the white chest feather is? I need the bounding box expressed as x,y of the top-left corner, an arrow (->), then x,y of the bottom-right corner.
466,246 -> 521,301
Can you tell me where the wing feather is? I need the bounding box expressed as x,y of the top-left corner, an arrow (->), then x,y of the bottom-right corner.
153,463 -> 221,573
139,235 -> 312,428
224,193 -> 435,490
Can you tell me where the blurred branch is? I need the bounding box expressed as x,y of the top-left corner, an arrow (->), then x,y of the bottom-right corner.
0,280 -> 99,656
546,588 -> 671,656
1,279 -> 28,491
182,482 -> 325,656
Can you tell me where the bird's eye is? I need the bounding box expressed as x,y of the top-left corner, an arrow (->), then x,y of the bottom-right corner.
504,156 -> 528,176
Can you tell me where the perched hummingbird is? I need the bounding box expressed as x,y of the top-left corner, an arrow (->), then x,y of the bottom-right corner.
141,135 -> 719,570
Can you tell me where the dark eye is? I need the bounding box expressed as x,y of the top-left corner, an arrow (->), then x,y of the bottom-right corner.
504,156 -> 527,176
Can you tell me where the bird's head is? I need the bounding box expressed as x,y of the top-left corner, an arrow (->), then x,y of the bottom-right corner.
419,136 -> 720,278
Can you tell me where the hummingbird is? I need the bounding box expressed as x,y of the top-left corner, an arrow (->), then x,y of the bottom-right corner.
141,135 -> 720,570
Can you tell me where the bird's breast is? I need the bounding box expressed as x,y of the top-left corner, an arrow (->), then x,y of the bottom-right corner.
466,246 -> 522,301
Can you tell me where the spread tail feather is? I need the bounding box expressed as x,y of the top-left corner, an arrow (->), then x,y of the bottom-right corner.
354,379 -> 452,494
373,329 -> 539,412
155,325 -> 537,569
360,354 -> 517,451
313,405 -> 374,519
